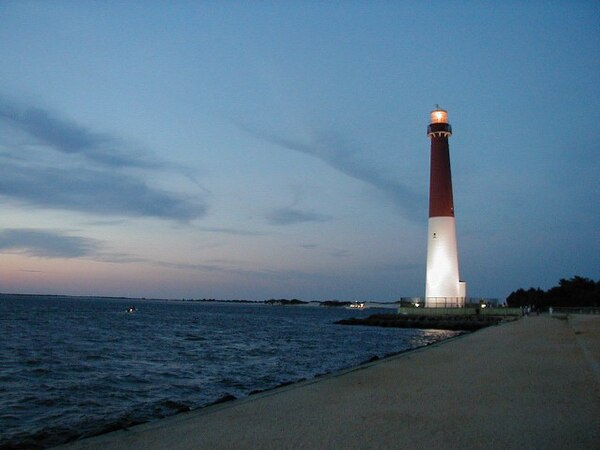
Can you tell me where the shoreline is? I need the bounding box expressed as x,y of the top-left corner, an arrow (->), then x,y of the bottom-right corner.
52,328 -> 467,448
58,315 -> 600,449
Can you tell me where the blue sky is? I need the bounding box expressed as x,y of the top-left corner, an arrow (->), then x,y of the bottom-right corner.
0,1 -> 598,301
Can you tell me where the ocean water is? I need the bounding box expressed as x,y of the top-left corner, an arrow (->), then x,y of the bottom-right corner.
0,295 -> 461,449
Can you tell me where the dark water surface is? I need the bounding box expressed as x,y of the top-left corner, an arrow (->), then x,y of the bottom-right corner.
0,295 -> 461,449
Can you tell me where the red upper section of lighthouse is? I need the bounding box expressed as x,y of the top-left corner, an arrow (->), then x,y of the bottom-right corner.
428,110 -> 455,218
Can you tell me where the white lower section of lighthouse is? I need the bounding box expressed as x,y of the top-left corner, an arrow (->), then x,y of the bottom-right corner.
425,216 -> 466,307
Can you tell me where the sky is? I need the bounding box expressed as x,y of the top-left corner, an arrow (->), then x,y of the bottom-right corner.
0,1 -> 598,301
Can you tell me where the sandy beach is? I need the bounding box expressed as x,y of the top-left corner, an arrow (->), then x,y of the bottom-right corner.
59,314 -> 599,450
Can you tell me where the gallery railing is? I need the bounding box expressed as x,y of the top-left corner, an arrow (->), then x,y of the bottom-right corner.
397,297 -> 501,308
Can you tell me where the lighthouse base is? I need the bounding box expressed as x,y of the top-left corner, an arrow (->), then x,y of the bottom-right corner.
425,216 -> 465,308
425,297 -> 465,308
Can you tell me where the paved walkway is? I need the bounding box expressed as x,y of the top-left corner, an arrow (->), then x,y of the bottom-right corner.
59,315 -> 600,450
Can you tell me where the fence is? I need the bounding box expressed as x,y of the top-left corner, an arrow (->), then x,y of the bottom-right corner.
397,297 -> 501,308
396,297 -> 519,317
397,306 -> 521,317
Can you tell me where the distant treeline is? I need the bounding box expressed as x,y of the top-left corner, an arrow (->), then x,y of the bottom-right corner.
506,276 -> 599,308
264,299 -> 308,305
186,298 -> 350,306
264,299 -> 352,307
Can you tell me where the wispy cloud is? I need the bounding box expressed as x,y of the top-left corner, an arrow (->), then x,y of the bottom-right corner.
154,259 -> 333,286
329,248 -> 351,258
240,124 -> 424,218
197,226 -> 265,236
0,228 -> 252,276
300,243 -> 350,258
0,228 -> 148,264
0,99 -> 157,169
0,97 -> 207,221
0,229 -> 101,258
266,207 -> 331,225
0,156 -> 205,220
0,228 -> 330,284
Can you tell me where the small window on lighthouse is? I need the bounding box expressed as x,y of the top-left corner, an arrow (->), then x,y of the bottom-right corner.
433,233 -> 437,239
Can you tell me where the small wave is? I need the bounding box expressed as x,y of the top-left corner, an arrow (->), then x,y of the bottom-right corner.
31,367 -> 51,376
207,393 -> 237,406
219,377 -> 248,389
83,354 -> 109,362
154,399 -> 191,416
182,334 -> 206,341
1,424 -> 80,450
35,397 -> 61,407
24,359 -> 42,366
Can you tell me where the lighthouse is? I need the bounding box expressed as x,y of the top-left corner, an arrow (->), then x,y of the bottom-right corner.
425,107 -> 466,307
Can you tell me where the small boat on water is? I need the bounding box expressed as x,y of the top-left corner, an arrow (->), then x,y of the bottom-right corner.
346,302 -> 366,310
126,306 -> 137,313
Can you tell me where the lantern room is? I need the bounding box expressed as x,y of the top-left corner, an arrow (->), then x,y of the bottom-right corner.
430,108 -> 448,124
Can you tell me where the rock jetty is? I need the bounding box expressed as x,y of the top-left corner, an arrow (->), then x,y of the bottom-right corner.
336,313 -> 506,331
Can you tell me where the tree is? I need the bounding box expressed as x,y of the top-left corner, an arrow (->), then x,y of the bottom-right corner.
546,276 -> 600,307
506,287 -> 545,308
506,276 -> 599,308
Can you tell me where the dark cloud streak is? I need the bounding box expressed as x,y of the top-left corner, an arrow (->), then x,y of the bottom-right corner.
0,228 -> 148,263
0,97 -> 207,221
0,229 -> 101,258
266,207 -> 331,225
299,243 -> 350,258
0,228 -> 329,284
0,157 -> 206,220
198,226 -> 265,236
240,124 -> 424,219
0,99 -> 157,169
